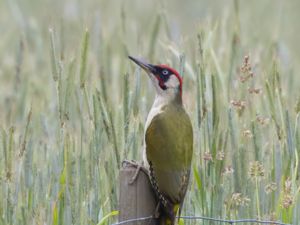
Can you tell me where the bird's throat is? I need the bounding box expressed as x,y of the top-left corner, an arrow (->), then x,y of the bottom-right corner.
156,88 -> 182,106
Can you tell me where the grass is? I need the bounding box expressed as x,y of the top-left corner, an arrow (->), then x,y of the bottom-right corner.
0,0 -> 300,224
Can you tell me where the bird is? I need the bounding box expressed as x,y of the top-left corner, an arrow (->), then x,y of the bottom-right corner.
128,56 -> 193,225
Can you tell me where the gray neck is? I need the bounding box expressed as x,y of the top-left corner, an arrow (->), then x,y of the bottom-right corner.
154,89 -> 182,107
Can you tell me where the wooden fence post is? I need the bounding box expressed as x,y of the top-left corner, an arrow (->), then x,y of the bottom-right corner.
119,162 -> 157,225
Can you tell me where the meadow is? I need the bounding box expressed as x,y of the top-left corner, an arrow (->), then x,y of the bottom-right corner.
0,0 -> 299,224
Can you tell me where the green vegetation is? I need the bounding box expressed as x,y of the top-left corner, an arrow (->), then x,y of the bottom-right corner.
0,0 -> 299,224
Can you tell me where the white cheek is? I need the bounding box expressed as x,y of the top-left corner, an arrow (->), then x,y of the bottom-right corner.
165,75 -> 179,88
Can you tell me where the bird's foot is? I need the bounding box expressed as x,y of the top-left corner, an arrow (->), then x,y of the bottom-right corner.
122,160 -> 148,184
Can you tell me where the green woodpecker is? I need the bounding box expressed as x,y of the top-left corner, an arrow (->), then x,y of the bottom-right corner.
129,56 -> 193,225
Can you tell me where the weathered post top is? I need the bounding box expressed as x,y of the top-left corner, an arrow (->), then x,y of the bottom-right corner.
119,162 -> 157,225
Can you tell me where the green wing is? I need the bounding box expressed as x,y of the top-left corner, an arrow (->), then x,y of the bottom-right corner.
145,104 -> 193,204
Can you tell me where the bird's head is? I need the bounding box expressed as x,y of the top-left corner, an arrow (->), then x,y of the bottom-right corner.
129,56 -> 182,102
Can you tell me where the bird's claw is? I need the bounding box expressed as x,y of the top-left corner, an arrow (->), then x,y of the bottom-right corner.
122,160 -> 148,184
122,159 -> 137,168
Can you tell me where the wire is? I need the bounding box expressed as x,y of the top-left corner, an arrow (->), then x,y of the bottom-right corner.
111,216 -> 152,225
180,216 -> 291,225
112,215 -> 291,225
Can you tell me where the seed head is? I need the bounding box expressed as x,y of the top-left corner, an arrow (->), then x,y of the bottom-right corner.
265,182 -> 277,194
232,193 -> 250,206
281,194 -> 293,209
280,178 -> 294,209
225,193 -> 250,209
256,115 -> 270,126
249,161 -> 265,179
248,87 -> 262,94
203,151 -> 213,161
242,129 -> 253,138
222,166 -> 234,176
239,55 -> 255,82
231,100 -> 246,111
216,151 -> 225,160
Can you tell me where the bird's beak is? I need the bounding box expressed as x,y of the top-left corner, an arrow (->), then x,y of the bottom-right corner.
128,56 -> 157,74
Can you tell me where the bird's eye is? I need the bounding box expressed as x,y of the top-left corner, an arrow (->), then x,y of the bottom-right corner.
162,70 -> 169,75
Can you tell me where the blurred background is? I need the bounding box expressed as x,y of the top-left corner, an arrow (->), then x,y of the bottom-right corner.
0,0 -> 299,224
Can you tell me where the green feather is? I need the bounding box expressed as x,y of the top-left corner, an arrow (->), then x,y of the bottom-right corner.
146,102 -> 193,215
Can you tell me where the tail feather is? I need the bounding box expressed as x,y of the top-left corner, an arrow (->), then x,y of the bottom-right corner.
157,203 -> 179,225
158,211 -> 175,225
